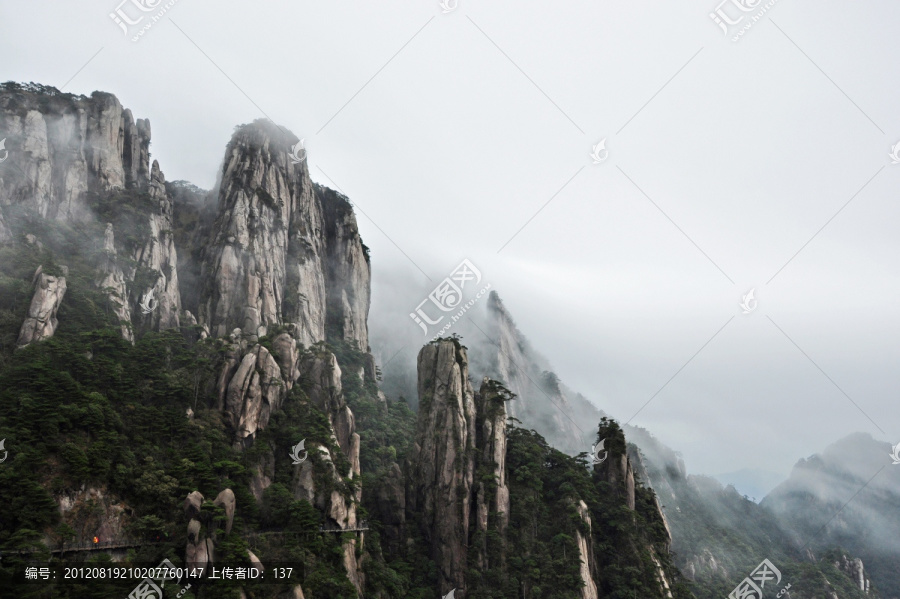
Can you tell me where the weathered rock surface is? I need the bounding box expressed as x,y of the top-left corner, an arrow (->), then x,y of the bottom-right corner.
184,491 -> 214,573
96,223 -> 133,342
214,488 -> 236,535
130,160 -> 181,331
197,121 -> 370,353
595,422 -> 636,511
17,266 -> 66,347
299,349 -> 356,459
0,83 -> 151,223
0,83 -> 184,339
198,121 -> 327,344
575,500 -> 599,599
833,554 -> 869,592
56,486 -> 127,543
223,344 -> 284,440
407,340 -> 477,594
318,185 -> 370,351
372,462 -> 406,554
473,377 -> 511,571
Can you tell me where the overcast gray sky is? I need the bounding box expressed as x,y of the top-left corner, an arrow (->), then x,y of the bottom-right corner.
3,0 -> 900,479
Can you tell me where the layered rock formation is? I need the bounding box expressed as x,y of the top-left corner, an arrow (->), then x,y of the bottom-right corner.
17,265 -> 67,347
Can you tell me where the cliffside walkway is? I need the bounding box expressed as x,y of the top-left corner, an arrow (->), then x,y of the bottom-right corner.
4,539 -> 165,556
4,522 -> 370,556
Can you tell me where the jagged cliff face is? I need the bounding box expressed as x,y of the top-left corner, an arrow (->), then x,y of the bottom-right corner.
407,340 -> 477,593
197,121 -> 370,351
0,83 -> 181,341
198,121 -> 324,344
473,377 -> 511,572
0,83 -> 150,226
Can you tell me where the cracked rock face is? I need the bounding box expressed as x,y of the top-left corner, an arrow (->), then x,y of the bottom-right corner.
198,121 -> 327,346
407,340 -> 477,593
0,84 -> 151,222
17,267 -> 67,347
130,160 -> 181,331
223,344 -> 285,441
473,378 -> 511,571
575,500 -> 599,599
96,223 -> 133,342
319,185 -> 370,351
197,121 -> 371,352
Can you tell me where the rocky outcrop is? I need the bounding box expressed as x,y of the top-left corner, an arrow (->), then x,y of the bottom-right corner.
407,340 -> 477,594
299,349 -> 356,460
96,223 -> 133,342
473,377 -> 512,571
184,490 -> 214,574
17,266 -> 67,347
0,83 -> 151,223
184,488 -> 238,574
197,121 -> 370,353
372,462 -> 406,554
574,500 -> 599,599
214,489 -> 236,535
318,185 -> 370,351
56,486 -> 127,543
198,121 -> 327,345
594,419 -> 635,511
0,83 -> 183,339
130,160 -> 181,331
223,343 -> 284,441
833,554 -> 869,593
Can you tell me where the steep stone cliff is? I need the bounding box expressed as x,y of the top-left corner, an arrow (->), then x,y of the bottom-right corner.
472,377 -> 511,572
0,82 -> 151,223
407,339 -> 477,594
197,121 -> 370,353
0,82 -> 182,340
96,223 -> 133,341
